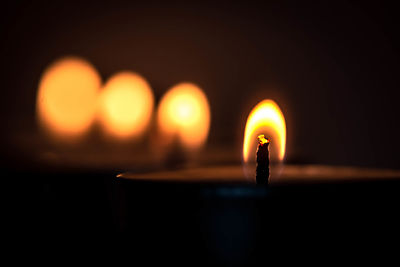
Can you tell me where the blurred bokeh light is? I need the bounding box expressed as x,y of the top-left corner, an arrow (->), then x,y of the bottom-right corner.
157,83 -> 211,150
97,71 -> 154,139
36,56 -> 101,140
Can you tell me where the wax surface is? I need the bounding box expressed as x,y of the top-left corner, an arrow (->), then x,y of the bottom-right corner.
119,165 -> 400,184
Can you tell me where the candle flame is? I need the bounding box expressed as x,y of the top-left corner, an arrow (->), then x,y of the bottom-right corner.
36,57 -> 101,140
243,99 -> 286,162
157,83 -> 211,150
97,71 -> 154,139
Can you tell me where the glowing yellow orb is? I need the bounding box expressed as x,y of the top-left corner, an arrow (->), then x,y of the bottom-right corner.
37,57 -> 101,139
157,83 -> 211,149
97,72 -> 154,139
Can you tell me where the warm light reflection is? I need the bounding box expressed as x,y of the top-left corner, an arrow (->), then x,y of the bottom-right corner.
37,57 -> 101,139
157,83 -> 211,149
97,72 -> 154,139
243,99 -> 286,162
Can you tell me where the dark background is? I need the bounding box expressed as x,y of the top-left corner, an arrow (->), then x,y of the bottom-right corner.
1,1 -> 400,263
1,0 -> 399,169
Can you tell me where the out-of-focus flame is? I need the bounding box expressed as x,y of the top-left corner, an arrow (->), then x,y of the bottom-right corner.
97,72 -> 154,139
243,99 -> 286,163
37,57 -> 101,139
157,83 -> 211,149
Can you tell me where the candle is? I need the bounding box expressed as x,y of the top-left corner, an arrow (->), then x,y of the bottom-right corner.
119,97 -> 400,184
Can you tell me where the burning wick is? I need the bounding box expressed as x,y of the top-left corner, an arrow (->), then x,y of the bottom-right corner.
256,134 -> 270,185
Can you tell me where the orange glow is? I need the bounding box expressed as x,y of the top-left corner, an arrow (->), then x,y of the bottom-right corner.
157,83 -> 211,149
37,57 -> 101,139
243,99 -> 286,162
97,72 -> 154,139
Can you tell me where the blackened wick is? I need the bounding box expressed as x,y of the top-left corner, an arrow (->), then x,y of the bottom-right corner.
256,134 -> 270,185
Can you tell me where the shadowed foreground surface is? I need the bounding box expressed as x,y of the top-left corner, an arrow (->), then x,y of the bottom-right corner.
5,168 -> 400,264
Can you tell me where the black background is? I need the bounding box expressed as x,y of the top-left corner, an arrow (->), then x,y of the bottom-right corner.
1,0 -> 399,168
